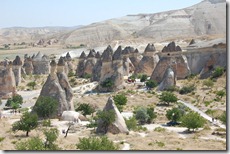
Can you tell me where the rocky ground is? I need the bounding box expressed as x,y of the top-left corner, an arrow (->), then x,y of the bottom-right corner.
0,71 -> 226,150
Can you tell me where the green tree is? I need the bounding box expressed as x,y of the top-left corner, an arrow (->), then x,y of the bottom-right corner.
211,66 -> 224,79
179,85 -> 195,94
146,107 -> 157,123
76,136 -> 118,150
96,110 -> 116,134
113,94 -> 127,112
75,103 -> 95,116
166,108 -> 183,122
159,92 -> 178,106
219,111 -> 226,125
12,111 -> 38,136
16,137 -> 45,150
33,96 -> 58,119
27,81 -> 36,90
181,111 -> 206,132
140,74 -> 148,82
146,80 -> 157,89
203,79 -> 214,89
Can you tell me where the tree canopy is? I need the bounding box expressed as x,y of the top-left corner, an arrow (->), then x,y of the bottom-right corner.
113,93 -> 127,112
159,92 -> 178,106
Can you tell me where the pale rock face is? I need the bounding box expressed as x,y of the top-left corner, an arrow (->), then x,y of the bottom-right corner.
12,56 -> 22,86
32,52 -> 50,75
123,57 -> 135,76
157,67 -> 176,91
135,54 -> 160,76
34,61 -> 74,117
0,62 -> 17,98
96,97 -> 129,134
61,111 -> 80,122
151,55 -> 190,83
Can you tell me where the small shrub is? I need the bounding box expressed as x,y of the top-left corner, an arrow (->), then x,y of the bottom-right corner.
219,111 -> 226,125
146,80 -> 157,89
83,73 -> 92,79
211,66 -> 224,79
140,74 -> 148,82
203,79 -> 214,89
155,141 -> 165,147
154,127 -> 166,132
42,119 -> 51,127
101,77 -> 114,88
76,136 -> 118,150
204,101 -> 212,107
75,103 -> 95,116
125,117 -> 138,131
179,85 -> 195,94
113,94 -> 127,112
216,90 -> 226,99
68,71 -> 75,77
0,137 -> 5,142
27,81 -> 36,90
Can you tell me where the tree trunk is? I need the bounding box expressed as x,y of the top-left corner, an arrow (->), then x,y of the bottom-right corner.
26,131 -> 29,137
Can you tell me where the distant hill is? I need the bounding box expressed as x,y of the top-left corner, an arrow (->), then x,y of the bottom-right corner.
0,0 -> 226,46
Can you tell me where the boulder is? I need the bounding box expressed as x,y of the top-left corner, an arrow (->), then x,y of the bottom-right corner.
157,67 -> 176,91
61,111 -> 80,122
96,97 -> 129,134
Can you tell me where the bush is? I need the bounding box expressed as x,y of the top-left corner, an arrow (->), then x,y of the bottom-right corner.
159,92 -> 178,106
101,77 -> 114,88
216,90 -> 226,99
96,110 -> 116,134
43,128 -> 60,150
219,111 -> 226,125
146,80 -> 157,89
203,79 -> 214,89
211,66 -> 224,79
113,94 -> 127,112
166,107 -> 183,122
68,71 -> 75,77
140,74 -> 148,82
75,103 -> 95,116
204,101 -> 212,107
27,81 -> 36,90
12,111 -> 38,136
76,136 -> 118,150
179,85 -> 195,94
125,117 -> 138,131
181,111 -> 206,132
83,73 -> 92,79
164,86 -> 178,92
33,96 -> 58,119
135,107 -> 156,124
16,137 -> 44,150
6,94 -> 23,107
42,119 -> 51,127
154,127 -> 166,132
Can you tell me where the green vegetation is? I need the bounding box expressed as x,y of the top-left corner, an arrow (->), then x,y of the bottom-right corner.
96,110 -> 116,134
42,119 -> 51,127
154,127 -> 166,132
179,85 -> 195,94
211,66 -> 224,79
76,136 -> 118,150
216,90 -> 226,99
166,107 -> 183,122
0,137 -> 5,142
203,79 -> 214,89
27,81 -> 36,90
75,103 -> 95,116
219,111 -> 226,125
83,73 -> 92,79
140,74 -> 148,82
146,80 -> 157,89
159,92 -> 178,106
204,101 -> 212,107
68,71 -> 75,77
101,77 -> 114,88
125,117 -> 138,131
12,111 -> 38,136
113,94 -> 127,112
16,128 -> 61,150
155,141 -> 165,147
181,111 -> 206,132
33,96 -> 58,119
6,94 -> 23,110
135,107 -> 157,124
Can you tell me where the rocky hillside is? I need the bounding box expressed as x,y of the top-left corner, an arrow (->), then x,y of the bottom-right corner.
0,0 -> 226,46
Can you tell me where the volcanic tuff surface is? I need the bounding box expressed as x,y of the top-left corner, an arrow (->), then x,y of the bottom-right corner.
0,0 -> 226,46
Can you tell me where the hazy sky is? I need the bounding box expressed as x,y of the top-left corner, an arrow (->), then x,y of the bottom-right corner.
1,0 -> 203,28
